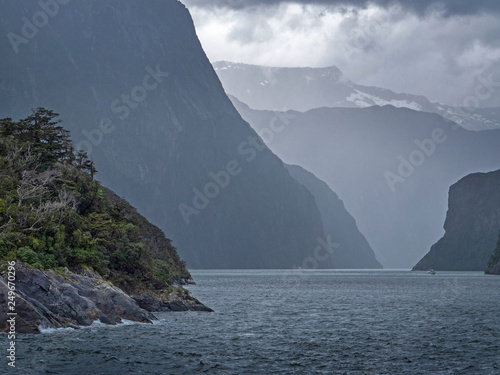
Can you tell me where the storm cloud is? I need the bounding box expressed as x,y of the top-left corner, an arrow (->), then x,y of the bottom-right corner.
183,0 -> 500,105
183,0 -> 500,17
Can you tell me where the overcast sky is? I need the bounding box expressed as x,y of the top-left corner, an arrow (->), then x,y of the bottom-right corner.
182,0 -> 500,105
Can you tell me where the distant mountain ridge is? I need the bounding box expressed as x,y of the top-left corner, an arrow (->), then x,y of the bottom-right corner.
214,61 -> 500,131
214,61 -> 435,112
413,170 -> 500,271
231,96 -> 500,268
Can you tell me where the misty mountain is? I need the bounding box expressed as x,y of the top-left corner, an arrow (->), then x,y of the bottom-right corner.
413,170 -> 500,271
214,61 -> 500,131
231,97 -> 500,268
286,165 -> 382,269
0,0 -> 332,269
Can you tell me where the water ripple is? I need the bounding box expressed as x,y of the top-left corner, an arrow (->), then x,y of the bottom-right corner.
2,270 -> 499,374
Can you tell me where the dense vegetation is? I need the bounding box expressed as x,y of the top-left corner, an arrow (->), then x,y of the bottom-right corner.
0,108 -> 190,292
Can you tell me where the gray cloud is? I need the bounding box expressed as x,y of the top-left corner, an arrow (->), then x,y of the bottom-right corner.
183,0 -> 500,17
185,1 -> 500,105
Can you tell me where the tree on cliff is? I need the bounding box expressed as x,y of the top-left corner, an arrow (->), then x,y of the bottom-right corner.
0,108 -> 74,168
0,108 -> 190,292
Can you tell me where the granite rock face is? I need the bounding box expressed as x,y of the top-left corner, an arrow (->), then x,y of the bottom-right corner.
0,264 -> 154,333
133,291 -> 213,312
0,264 -> 210,334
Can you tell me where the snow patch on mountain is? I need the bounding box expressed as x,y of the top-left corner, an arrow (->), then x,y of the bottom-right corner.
346,90 -> 423,111
213,61 -> 500,130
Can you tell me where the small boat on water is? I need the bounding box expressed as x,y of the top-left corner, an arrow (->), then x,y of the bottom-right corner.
427,269 -> 436,275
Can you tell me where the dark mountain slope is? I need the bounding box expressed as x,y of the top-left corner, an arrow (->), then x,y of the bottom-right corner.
0,0 -> 326,268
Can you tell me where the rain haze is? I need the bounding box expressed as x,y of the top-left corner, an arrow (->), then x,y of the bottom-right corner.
1,1 -> 500,373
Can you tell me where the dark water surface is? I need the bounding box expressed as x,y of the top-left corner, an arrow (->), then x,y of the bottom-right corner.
3,270 -> 500,374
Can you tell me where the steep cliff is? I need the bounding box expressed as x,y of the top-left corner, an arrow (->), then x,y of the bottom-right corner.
286,165 -> 382,269
413,170 -> 500,271
0,0 -> 326,268
486,233 -> 500,274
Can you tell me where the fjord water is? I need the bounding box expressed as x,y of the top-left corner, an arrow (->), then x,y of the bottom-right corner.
11,270 -> 500,374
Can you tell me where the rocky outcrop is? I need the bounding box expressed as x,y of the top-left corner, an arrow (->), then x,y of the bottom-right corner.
133,291 -> 213,312
413,170 -> 500,271
0,263 -> 210,334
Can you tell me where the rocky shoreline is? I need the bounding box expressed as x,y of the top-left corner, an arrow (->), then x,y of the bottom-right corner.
0,263 -> 212,334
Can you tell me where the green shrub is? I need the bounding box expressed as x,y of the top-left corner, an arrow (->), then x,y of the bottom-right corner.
39,253 -> 58,269
16,247 -> 40,265
0,109 -> 190,293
